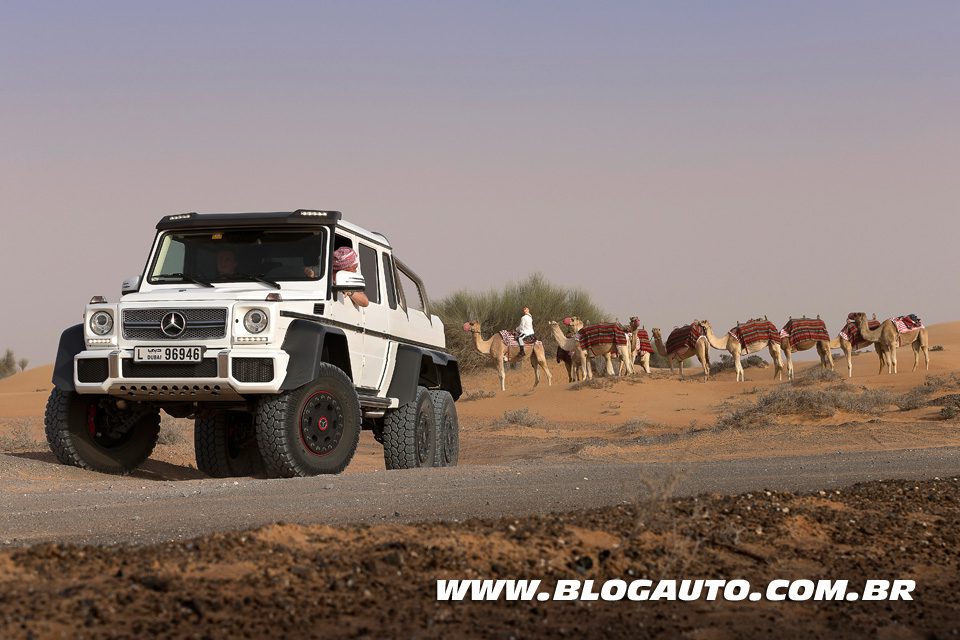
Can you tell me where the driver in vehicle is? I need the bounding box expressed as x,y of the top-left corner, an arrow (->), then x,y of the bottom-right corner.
332,247 -> 369,308
216,249 -> 238,276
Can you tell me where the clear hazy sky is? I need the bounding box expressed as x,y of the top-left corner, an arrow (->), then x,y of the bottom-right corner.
1,1 -> 958,364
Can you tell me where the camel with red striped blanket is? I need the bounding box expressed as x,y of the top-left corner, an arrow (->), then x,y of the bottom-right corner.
564,316 -> 634,378
548,320 -> 586,382
851,312 -> 929,374
699,318 -> 784,382
463,320 -> 553,391
651,325 -> 710,379
779,317 -> 834,381
828,313 -> 882,378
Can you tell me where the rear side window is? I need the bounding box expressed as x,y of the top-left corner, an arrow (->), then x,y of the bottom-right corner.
382,253 -> 397,310
357,244 -> 380,304
396,265 -> 425,313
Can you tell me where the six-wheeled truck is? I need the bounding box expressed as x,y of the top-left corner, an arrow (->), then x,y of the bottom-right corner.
45,209 -> 461,477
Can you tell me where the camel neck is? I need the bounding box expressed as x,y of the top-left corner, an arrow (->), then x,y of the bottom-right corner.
702,325 -> 729,350
471,330 -> 494,354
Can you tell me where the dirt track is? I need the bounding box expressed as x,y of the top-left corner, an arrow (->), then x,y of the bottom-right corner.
2,446 -> 959,546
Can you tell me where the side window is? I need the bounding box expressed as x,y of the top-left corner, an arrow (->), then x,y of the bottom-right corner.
334,234 -> 353,250
357,244 -> 380,304
396,266 -> 425,313
382,253 -> 398,310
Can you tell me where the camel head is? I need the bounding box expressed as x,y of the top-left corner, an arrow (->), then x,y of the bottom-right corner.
463,320 -> 481,333
651,327 -> 662,340
629,316 -> 640,329
698,319 -> 713,333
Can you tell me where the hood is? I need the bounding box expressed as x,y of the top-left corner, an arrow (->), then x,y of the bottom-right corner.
120,286 -> 323,304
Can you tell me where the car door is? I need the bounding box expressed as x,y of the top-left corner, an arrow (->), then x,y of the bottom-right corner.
355,242 -> 391,391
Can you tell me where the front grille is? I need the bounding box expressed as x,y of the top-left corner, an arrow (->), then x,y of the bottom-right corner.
77,358 -> 109,383
121,359 -> 218,378
122,308 -> 227,341
232,358 -> 274,383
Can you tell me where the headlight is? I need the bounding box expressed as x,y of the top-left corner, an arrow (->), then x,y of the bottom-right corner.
89,311 -> 114,336
243,309 -> 268,334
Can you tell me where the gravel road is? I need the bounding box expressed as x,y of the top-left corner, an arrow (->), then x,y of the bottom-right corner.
2,446 -> 958,547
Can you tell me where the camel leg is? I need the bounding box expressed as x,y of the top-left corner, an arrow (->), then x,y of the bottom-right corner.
530,353 -> 540,387
699,342 -> 710,379
497,359 -> 506,391
822,343 -> 834,371
843,343 -> 853,378
785,347 -> 794,381
768,342 -> 784,381
912,339 -> 921,372
735,353 -> 744,382
678,356 -> 684,378
640,352 -> 651,374
604,353 -> 614,377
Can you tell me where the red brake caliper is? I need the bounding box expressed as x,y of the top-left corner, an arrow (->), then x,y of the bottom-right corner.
87,405 -> 97,437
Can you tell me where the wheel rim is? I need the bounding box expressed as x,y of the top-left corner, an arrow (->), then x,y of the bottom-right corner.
416,409 -> 431,465
299,391 -> 344,457
83,401 -> 138,449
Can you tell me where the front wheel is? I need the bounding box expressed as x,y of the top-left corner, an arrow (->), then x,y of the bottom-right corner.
383,386 -> 437,469
255,363 -> 361,478
44,388 -> 160,474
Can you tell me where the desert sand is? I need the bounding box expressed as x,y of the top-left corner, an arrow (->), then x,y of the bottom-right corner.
2,322 -> 959,478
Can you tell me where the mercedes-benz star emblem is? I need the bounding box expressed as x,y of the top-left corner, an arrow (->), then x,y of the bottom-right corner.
160,311 -> 187,338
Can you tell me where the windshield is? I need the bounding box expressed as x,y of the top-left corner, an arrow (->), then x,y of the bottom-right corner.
147,228 -> 326,285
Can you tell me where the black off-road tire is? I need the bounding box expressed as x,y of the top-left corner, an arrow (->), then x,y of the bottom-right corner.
429,390 -> 459,467
383,386 -> 437,470
254,363 -> 361,478
44,388 -> 160,475
194,410 -> 265,478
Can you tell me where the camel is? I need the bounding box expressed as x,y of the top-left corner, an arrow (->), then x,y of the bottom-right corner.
547,320 -> 586,382
623,317 -> 652,375
651,325 -> 710,379
779,317 -> 834,381
699,319 -> 784,382
851,312 -> 929,374
826,314 -> 882,378
565,316 -> 634,378
463,320 -> 553,391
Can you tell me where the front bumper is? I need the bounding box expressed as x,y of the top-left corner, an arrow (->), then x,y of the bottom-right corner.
73,348 -> 290,401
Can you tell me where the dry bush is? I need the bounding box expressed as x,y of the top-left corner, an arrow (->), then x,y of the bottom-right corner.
0,419 -> 41,452
434,273 -> 608,374
460,390 -> 496,402
494,408 -> 545,428
715,384 -> 894,430
792,367 -> 842,386
157,414 -> 190,446
930,345 -> 945,352
710,354 -> 767,375
895,375 -> 960,411
617,417 -> 664,436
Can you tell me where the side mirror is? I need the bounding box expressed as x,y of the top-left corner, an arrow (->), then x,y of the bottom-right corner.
121,275 -> 142,295
331,270 -> 366,293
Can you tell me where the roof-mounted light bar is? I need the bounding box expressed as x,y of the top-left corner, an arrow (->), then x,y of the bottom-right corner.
165,213 -> 195,221
295,209 -> 333,217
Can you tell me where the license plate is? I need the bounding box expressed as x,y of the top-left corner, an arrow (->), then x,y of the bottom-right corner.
134,346 -> 203,363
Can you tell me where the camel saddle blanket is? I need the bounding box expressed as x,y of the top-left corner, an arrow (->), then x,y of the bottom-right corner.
578,324 -> 628,351
779,318 -> 830,348
499,331 -> 539,348
839,319 -> 880,349
665,323 -> 703,356
892,315 -> 924,334
729,319 -> 779,353
635,329 -> 654,355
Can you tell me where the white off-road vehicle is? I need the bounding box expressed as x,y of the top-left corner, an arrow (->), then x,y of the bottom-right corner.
45,209 -> 462,477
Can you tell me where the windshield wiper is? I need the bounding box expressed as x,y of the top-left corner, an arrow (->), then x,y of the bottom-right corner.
153,272 -> 213,287
229,272 -> 282,289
